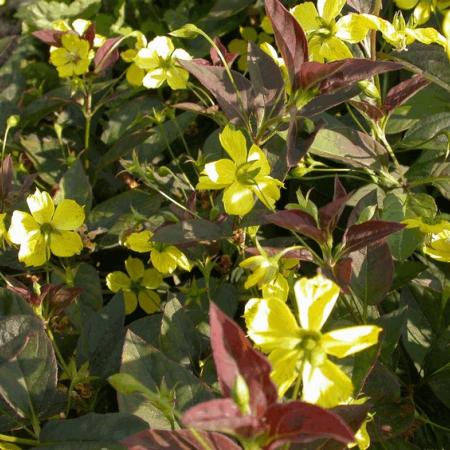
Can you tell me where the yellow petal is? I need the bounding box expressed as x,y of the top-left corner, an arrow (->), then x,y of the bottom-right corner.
262,273 -> 289,302
294,274 -> 340,331
317,0 -> 347,23
125,231 -> 153,252
138,290 -> 161,314
27,189 -> 54,225
244,297 -> 301,353
142,68 -> 166,89
126,64 -> 145,86
121,49 -> 138,63
61,33 -> 83,52
308,35 -> 325,62
74,58 -> 89,75
228,38 -> 248,55
335,14 -> 372,43
8,211 -> 40,244
253,177 -> 282,210
223,182 -> 254,216
166,66 -> 189,90
18,235 -> 48,267
52,199 -> 85,231
406,27 -> 447,47
172,48 -> 191,61
134,48 -> 159,70
394,0 -> 418,8
50,47 -> 70,66
302,360 -> 353,407
141,268 -> 163,289
124,291 -> 138,315
49,230 -> 83,257
125,257 -> 145,280
268,348 -> 301,398
247,145 -> 271,176
151,248 -> 177,274
57,63 -> 75,78
147,36 -> 175,59
320,36 -> 353,61
291,2 -> 320,32
413,1 -> 431,25
322,325 -> 382,358
167,246 -> 192,271
423,230 -> 450,262
219,126 -> 248,166
201,159 -> 236,187
106,271 -> 131,292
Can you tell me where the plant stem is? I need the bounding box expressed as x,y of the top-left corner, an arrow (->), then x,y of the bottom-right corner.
0,433 -> 39,446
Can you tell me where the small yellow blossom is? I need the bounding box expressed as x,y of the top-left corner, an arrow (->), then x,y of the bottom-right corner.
106,257 -> 162,314
244,273 -> 381,406
121,31 -> 148,86
50,33 -> 91,78
8,189 -> 84,267
291,0 -> 370,61
133,36 -> 192,90
124,230 -> 192,274
196,126 -> 283,216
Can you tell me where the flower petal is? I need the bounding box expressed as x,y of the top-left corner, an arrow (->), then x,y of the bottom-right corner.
27,189 -> 54,225
125,257 -> 145,280
262,273 -> 289,302
147,36 -> 174,59
291,2 -> 320,32
126,63 -> 145,86
253,177 -> 282,210
320,36 -> 353,61
322,325 -> 382,358
123,291 -> 138,315
125,231 -> 153,252
302,360 -> 353,407
18,235 -> 48,267
142,68 -> 166,89
318,0 -> 347,23
52,199 -> 85,231
8,211 -> 40,244
138,290 -> 161,314
219,125 -> 248,166
49,230 -> 83,257
335,14 -> 372,43
141,268 -> 163,289
106,271 -> 131,292
294,274 -> 340,331
223,182 -> 254,216
166,66 -> 189,90
201,159 -> 236,186
268,348 -> 301,398
244,297 -> 301,353
247,145 -> 271,176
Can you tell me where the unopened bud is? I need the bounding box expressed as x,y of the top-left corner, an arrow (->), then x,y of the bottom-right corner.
7,115 -> 20,129
232,374 -> 251,415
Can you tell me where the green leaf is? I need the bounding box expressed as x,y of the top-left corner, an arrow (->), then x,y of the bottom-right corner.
76,294 -> 125,379
382,192 -> 436,260
55,159 -> 93,212
0,289 -> 34,317
118,329 -> 213,429
350,242 -> 394,305
37,412 -> 147,449
0,315 -> 57,421
401,112 -> 450,149
309,127 -> 388,170
392,261 -> 426,290
16,0 -> 101,30
392,43 -> 450,94
376,306 -> 408,363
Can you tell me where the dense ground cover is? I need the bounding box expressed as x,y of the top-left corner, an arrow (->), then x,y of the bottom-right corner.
0,0 -> 449,449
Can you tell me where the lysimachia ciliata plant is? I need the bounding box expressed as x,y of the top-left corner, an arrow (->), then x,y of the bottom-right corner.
0,0 -> 449,449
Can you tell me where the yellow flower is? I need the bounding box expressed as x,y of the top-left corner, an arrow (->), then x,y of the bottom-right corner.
228,26 -> 273,71
196,126 -> 283,216
133,36 -> 192,90
121,31 -> 148,86
240,246 -> 298,302
359,11 -> 447,51
402,217 -> 450,233
394,0 -> 450,25
124,230 -> 192,274
444,10 -> 450,59
106,257 -> 162,314
244,273 -> 381,407
423,228 -> 450,262
8,189 -> 84,267
50,33 -> 91,78
291,0 -> 370,61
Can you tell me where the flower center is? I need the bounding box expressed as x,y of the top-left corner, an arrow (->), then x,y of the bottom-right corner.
236,161 -> 261,185
40,223 -> 54,235
298,331 -> 327,367
130,279 -> 142,292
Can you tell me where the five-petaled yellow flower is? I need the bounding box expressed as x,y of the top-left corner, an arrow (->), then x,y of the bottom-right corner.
8,189 -> 85,267
196,126 -> 283,216
244,273 -> 381,407
124,230 -> 192,274
291,0 -> 370,61
106,257 -> 163,314
133,36 -> 192,90
50,33 -> 91,78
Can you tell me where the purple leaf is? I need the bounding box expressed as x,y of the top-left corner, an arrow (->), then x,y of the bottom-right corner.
83,23 -> 96,48
383,75 -> 430,114
286,106 -> 298,168
211,37 -> 238,67
94,37 -> 122,73
181,60 -> 254,126
320,59 -> 402,93
265,0 -> 308,92
32,29 -> 63,46
264,401 -> 354,449
121,429 -> 241,450
245,246 -> 313,262
0,154 -> 13,200
183,398 -> 258,437
342,220 -> 404,255
332,257 -> 353,292
318,177 -> 349,232
209,303 -> 278,415
266,210 -> 325,243
299,61 -> 347,91
349,100 -> 384,121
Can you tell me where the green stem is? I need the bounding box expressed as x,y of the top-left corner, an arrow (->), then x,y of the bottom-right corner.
0,433 -> 39,446
46,326 -> 70,376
